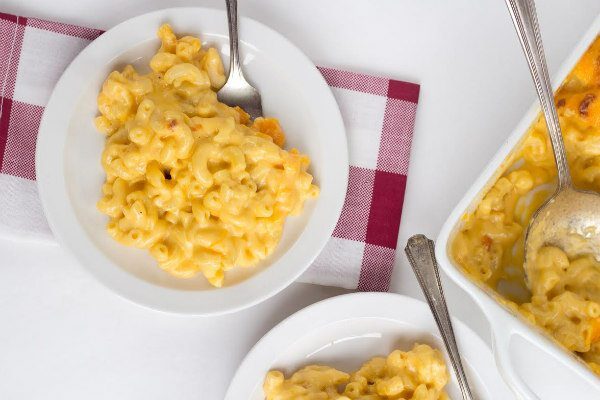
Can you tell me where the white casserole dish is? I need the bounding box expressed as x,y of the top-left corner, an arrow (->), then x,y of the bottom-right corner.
436,13 -> 600,400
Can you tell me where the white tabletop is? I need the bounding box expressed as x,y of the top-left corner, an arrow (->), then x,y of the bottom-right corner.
1,0 -> 599,399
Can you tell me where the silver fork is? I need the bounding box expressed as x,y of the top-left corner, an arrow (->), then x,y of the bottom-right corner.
217,0 -> 263,119
405,234 -> 475,400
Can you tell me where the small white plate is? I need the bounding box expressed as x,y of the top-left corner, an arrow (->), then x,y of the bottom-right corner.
225,293 -> 513,399
35,7 -> 348,315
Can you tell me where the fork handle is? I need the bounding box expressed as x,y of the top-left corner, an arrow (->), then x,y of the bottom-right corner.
505,0 -> 572,189
225,0 -> 244,80
405,235 -> 474,400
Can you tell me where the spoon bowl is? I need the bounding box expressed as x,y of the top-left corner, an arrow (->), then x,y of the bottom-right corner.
525,187 -> 600,276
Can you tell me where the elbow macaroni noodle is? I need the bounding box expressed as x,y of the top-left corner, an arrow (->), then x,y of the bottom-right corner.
95,24 -> 318,287
263,344 -> 449,400
451,36 -> 600,375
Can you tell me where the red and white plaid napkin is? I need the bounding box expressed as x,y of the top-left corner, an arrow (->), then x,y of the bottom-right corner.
0,12 -> 419,291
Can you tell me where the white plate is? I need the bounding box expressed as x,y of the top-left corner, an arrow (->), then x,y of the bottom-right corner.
225,293 -> 513,399
35,7 -> 348,315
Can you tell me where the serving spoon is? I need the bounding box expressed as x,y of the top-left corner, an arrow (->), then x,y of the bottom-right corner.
218,0 -> 263,119
506,0 -> 600,277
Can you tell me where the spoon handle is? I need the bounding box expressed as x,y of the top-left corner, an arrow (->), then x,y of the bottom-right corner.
405,235 -> 474,400
505,0 -> 571,188
224,0 -> 243,80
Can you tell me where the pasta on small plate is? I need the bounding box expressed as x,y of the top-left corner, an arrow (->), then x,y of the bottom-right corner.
36,8 -> 347,315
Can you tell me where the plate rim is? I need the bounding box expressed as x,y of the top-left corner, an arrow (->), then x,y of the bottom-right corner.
35,6 -> 349,315
224,292 -> 512,399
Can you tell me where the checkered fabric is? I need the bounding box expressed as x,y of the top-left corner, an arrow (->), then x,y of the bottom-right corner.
0,12 -> 419,291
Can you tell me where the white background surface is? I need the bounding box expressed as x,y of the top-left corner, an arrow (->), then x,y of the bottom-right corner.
1,0 -> 599,399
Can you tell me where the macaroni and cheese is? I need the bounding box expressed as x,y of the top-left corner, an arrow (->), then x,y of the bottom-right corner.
451,36 -> 600,374
95,24 -> 318,287
263,344 -> 450,400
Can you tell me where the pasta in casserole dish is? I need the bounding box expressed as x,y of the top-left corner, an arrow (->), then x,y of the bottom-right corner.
451,36 -> 600,375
